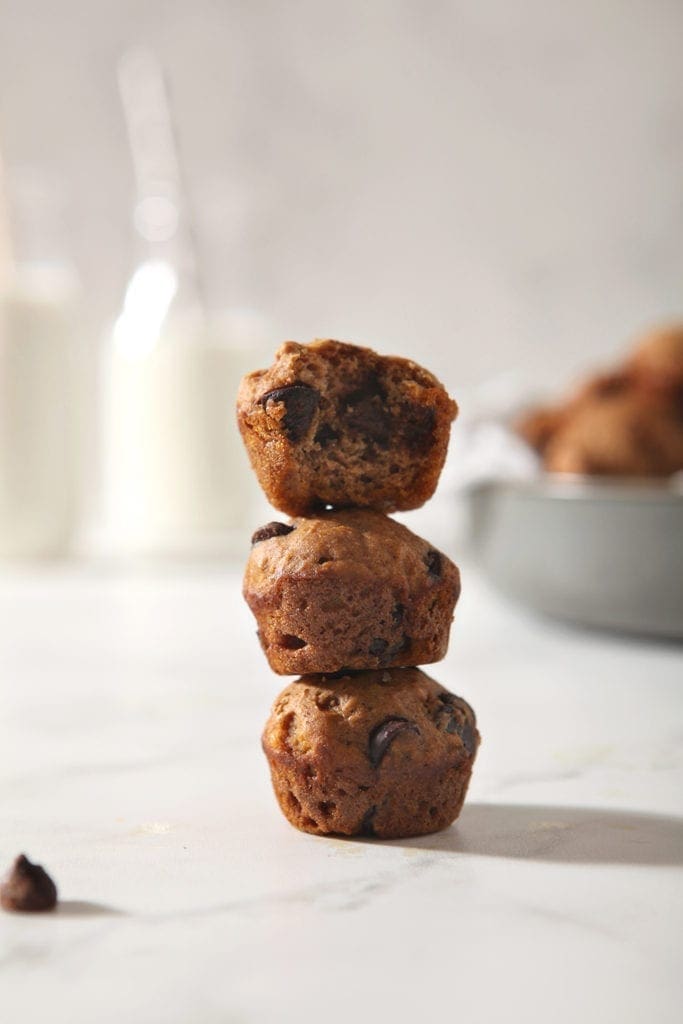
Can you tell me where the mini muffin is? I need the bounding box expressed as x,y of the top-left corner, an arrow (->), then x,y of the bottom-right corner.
244,510 -> 460,675
262,669 -> 479,838
236,339 -> 458,515
515,372 -> 632,455
544,389 -> 683,476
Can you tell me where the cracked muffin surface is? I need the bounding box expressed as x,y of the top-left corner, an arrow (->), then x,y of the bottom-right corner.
236,338 -> 458,515
262,668 -> 479,838
244,509 -> 460,674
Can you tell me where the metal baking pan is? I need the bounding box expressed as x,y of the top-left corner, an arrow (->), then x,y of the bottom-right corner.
466,476 -> 683,639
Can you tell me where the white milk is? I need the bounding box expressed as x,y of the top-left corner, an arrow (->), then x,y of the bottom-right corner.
100,307 -> 268,557
0,270 -> 80,558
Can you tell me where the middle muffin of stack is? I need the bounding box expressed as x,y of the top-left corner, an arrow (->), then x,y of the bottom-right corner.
239,339 -> 480,839
245,510 -> 460,674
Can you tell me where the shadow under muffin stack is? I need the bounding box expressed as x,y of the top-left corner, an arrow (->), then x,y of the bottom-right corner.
237,339 -> 480,839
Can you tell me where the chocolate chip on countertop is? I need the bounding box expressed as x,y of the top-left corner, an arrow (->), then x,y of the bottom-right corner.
259,384 -> 319,442
251,521 -> 294,544
424,549 -> 442,579
0,854 -> 58,913
369,717 -> 420,767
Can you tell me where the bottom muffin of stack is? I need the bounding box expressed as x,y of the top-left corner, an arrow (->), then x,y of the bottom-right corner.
262,669 -> 478,839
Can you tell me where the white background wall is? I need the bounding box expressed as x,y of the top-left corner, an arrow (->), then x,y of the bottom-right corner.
0,0 -> 681,397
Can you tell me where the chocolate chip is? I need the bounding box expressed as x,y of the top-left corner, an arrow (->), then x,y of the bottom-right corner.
369,634 -> 409,665
314,423 -> 338,447
452,718 -> 477,756
424,549 -> 442,579
401,404 -> 436,454
360,805 -> 377,837
251,521 -> 294,544
436,693 -> 477,755
389,634 -> 411,658
0,854 -> 58,913
260,384 -> 319,442
368,717 -> 420,767
342,372 -> 391,448
391,603 -> 405,625
280,634 -> 307,650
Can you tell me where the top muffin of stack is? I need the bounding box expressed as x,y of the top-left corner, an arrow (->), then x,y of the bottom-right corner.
237,338 -> 457,516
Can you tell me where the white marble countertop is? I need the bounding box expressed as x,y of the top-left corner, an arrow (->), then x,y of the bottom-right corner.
0,564 -> 681,1023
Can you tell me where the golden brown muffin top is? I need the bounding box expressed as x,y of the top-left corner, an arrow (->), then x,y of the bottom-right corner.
245,508 -> 457,591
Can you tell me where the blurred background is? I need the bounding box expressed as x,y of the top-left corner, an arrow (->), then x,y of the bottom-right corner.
0,0 -> 682,573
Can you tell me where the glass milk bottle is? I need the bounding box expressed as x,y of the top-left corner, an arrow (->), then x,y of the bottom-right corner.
100,296 -> 269,557
0,171 -> 81,559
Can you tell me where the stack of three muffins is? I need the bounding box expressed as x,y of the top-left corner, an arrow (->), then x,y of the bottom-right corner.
238,339 -> 480,839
